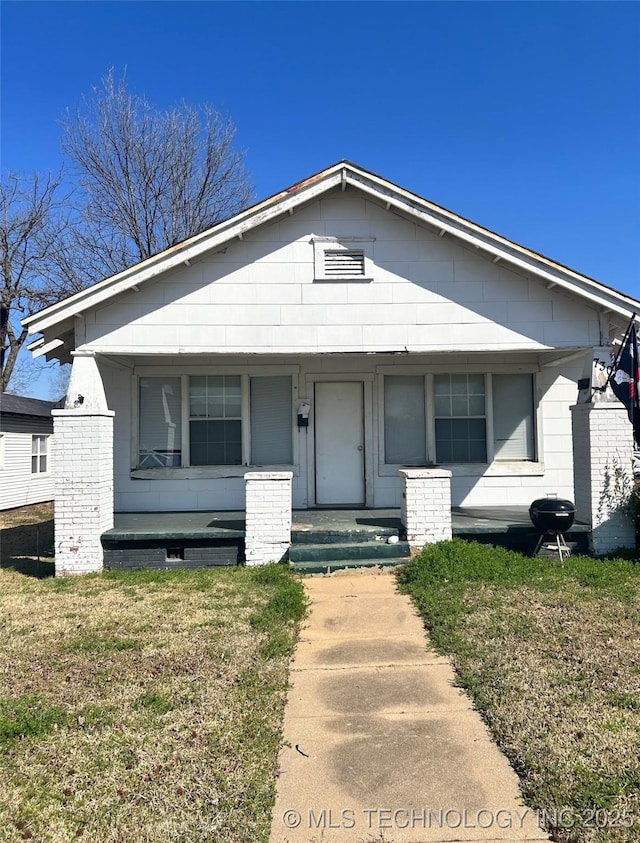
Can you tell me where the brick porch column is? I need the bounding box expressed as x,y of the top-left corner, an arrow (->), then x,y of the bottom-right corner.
244,471 -> 293,566
571,402 -> 635,554
52,351 -> 114,576
399,468 -> 452,550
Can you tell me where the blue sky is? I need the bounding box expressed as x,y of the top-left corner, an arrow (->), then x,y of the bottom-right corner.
2,0 -> 640,397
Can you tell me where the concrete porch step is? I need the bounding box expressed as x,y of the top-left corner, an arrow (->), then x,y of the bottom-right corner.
289,540 -> 410,563
290,556 -> 410,575
291,526 -> 403,544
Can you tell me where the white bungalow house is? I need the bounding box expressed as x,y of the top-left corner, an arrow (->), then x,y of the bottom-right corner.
22,161 -> 639,574
0,394 -> 56,511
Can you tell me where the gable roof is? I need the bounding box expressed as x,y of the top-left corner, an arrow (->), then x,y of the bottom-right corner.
23,160 -> 639,348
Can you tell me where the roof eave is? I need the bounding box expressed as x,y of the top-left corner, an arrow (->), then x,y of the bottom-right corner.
24,163 -> 347,336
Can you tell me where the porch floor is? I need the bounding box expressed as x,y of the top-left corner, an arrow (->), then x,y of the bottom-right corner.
104,507 -> 590,541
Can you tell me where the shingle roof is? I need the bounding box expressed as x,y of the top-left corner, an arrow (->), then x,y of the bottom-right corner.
0,394 -> 60,418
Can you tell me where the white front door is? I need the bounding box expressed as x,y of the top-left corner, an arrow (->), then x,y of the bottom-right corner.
314,381 -> 365,505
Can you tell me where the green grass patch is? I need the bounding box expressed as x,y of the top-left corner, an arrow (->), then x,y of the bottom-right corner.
61,632 -> 144,654
0,695 -> 68,744
248,564 -> 308,659
398,540 -> 640,843
133,690 -> 174,715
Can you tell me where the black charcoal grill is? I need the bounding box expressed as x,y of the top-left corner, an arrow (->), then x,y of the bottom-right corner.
529,497 -> 576,560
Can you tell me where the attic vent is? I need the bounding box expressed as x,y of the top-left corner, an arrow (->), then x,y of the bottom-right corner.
311,236 -> 374,283
324,249 -> 365,278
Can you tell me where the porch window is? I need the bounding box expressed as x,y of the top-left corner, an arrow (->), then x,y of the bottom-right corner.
189,376 -> 242,466
138,378 -> 182,467
31,435 -> 49,474
492,374 -> 535,460
250,376 -> 293,464
434,374 -> 487,463
384,375 -> 426,464
137,373 -> 295,470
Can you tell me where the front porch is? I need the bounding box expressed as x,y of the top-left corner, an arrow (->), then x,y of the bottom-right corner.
101,506 -> 591,571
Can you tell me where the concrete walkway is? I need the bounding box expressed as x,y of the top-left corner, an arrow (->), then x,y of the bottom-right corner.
270,570 -> 549,843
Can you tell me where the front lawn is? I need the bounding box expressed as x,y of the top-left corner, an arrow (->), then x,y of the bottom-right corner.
0,564 -> 306,843
398,540 -> 640,843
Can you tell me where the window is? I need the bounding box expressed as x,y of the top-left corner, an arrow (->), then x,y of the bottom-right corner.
31,435 -> 48,474
139,378 -> 182,467
434,374 -> 487,463
137,373 -> 294,469
492,374 -> 535,460
190,375 -> 242,466
384,376 -> 426,464
250,376 -> 293,464
381,372 -> 536,467
312,236 -> 374,281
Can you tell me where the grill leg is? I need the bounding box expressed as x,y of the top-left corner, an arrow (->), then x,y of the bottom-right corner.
534,531 -> 571,562
556,532 -> 570,562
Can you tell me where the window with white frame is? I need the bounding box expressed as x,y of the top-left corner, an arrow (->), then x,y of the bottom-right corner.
384,375 -> 426,465
189,375 -> 242,466
312,236 -> 374,282
139,377 -> 182,467
492,374 -> 535,460
382,372 -> 536,466
31,435 -> 48,474
137,374 -> 293,469
434,374 -> 487,463
250,375 -> 293,464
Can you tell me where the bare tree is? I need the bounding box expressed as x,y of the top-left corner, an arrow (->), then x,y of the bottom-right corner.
2,72 -> 252,392
62,70 -> 253,278
0,172 -> 79,392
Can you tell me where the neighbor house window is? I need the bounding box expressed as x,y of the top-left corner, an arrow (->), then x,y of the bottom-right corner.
31,435 -> 48,474
384,375 -> 426,464
434,374 -> 487,463
189,375 -> 242,466
492,374 -> 535,460
138,378 -> 182,467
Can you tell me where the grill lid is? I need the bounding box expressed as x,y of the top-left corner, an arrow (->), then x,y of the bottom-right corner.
529,497 -> 576,533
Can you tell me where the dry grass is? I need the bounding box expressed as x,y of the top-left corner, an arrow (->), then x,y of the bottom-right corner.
398,541 -> 640,843
0,564 -> 306,843
0,502 -> 54,531
0,502 -> 54,577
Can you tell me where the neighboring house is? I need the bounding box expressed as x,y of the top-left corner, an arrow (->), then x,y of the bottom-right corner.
0,394 -> 56,511
22,161 -> 640,572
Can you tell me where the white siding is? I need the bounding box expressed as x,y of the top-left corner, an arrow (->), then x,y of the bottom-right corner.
83,193 -> 601,356
103,353 -> 582,513
0,431 -> 55,510
80,188 -> 604,514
